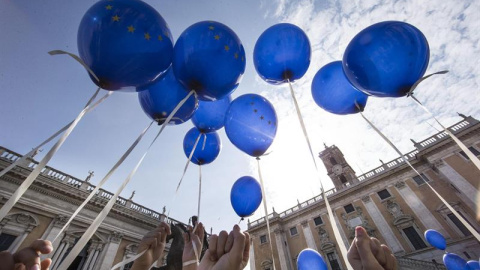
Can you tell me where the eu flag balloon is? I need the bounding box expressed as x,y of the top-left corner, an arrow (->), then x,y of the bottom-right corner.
467,261 -> 480,270
225,94 -> 278,157
173,21 -> 246,101
443,253 -> 468,270
343,21 -> 429,97
297,249 -> 328,270
254,23 -> 311,84
311,61 -> 368,115
138,68 -> 197,125
183,128 -> 221,165
230,176 -> 262,218
192,95 -> 232,133
78,0 -> 173,91
424,229 -> 446,250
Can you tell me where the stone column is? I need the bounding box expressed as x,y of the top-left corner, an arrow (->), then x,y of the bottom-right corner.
50,241 -> 66,269
333,214 -> 350,249
434,159 -> 477,211
81,242 -> 98,270
394,181 -> 448,237
273,229 -> 289,270
89,247 -> 101,269
52,236 -> 74,270
361,195 -> 403,253
98,231 -> 123,269
42,215 -> 69,256
249,236 -> 256,270
301,220 -> 318,250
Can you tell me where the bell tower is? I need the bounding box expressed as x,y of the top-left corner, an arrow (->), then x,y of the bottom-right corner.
319,144 -> 357,190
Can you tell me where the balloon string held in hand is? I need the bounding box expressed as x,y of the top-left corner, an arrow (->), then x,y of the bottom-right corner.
288,80 -> 353,269
358,110 -> 480,242
0,87 -> 100,222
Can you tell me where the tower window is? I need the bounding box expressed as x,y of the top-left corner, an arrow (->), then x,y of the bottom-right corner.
313,216 -> 323,226
344,204 -> 355,213
459,146 -> 480,160
260,235 -> 267,244
403,226 -> 427,250
377,189 -> 391,200
330,157 -> 337,165
447,213 -> 472,236
339,175 -> 347,184
289,226 -> 298,236
412,173 -> 430,185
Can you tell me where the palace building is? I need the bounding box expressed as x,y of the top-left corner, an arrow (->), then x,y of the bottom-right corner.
247,115 -> 480,270
0,146 -> 188,270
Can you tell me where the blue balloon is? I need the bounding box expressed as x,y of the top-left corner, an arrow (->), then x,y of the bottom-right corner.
183,128 -> 221,165
138,68 -> 197,125
192,95 -> 232,133
78,0 -> 173,91
297,249 -> 328,270
311,61 -> 368,115
444,253 -> 468,270
230,176 -> 262,218
343,21 -> 429,97
225,94 -> 278,157
254,23 -> 311,84
173,21 -> 246,101
424,229 -> 446,250
467,261 -> 480,270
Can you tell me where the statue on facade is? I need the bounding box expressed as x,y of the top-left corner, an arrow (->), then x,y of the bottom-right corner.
85,170 -> 94,182
129,190 -> 136,200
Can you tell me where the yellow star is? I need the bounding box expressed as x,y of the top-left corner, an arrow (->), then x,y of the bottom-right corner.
209,26 -> 214,30
214,35 -> 220,40
158,35 -> 163,41
234,52 -> 238,59
112,15 -> 120,22
105,5 -> 113,10
127,25 -> 135,33
163,31 -> 169,37
224,45 -> 230,52
144,33 -> 151,40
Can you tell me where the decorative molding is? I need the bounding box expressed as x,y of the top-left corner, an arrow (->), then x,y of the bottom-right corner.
362,195 -> 371,203
394,181 -> 406,189
273,228 -> 283,235
110,231 -> 124,243
385,200 -> 404,219
300,220 -> 309,227
53,215 -> 68,226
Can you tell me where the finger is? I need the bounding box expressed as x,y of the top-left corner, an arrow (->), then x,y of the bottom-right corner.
195,223 -> 205,242
40,258 -> 52,270
14,264 -> 26,270
13,248 -> 40,270
30,240 -> 53,255
382,245 -> 396,270
230,225 -> 246,265
159,221 -> 171,236
354,227 -> 379,269
0,251 -> 15,270
224,230 -> 234,253
216,230 -> 228,259
370,237 -> 386,266
242,232 -> 250,265
208,234 -> 218,261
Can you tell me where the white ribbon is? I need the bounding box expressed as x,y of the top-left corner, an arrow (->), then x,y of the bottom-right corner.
359,111 -> 480,242
287,80 -> 353,269
0,87 -> 100,221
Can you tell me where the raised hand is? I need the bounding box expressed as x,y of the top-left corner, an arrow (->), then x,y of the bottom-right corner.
131,221 -> 171,270
0,239 -> 53,270
183,222 -> 205,270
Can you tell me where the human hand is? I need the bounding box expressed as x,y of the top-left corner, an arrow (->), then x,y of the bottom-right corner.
131,221 -> 171,270
347,226 -> 397,270
182,223 -> 205,270
198,225 -> 249,270
0,239 -> 53,270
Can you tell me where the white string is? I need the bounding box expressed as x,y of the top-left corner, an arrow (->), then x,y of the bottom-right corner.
59,91 -> 195,270
48,50 -> 99,82
410,94 -> 480,172
359,111 -> 480,242
0,91 -> 112,180
287,80 -> 353,269
0,88 -> 100,221
175,132 -> 202,193
256,158 -> 276,270
53,120 -> 154,243
198,164 -> 202,223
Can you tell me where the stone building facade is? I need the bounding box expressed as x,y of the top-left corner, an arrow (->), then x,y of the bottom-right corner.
247,115 -> 480,270
0,146 -> 187,270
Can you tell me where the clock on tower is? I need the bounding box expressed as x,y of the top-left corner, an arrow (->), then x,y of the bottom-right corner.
319,144 -> 357,190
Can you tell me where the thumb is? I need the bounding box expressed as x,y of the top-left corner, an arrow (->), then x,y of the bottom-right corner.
354,226 -> 379,269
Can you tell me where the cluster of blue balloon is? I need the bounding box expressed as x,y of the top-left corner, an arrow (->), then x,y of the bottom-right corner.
424,229 -> 479,269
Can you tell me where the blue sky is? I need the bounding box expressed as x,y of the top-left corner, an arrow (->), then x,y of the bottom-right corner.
1,0 -> 479,243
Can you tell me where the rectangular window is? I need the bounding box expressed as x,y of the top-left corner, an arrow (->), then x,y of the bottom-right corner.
377,189 -> 391,200
339,175 -> 347,184
0,233 -> 17,252
290,226 -> 298,236
326,252 -> 341,270
403,226 -> 427,250
447,213 -> 472,236
459,147 -> 480,160
313,216 -> 323,226
344,203 -> 355,213
260,235 -> 267,244
412,173 -> 430,185
330,157 -> 337,165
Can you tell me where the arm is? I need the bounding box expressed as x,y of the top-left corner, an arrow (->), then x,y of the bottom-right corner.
131,221 -> 171,270
0,239 -> 53,270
